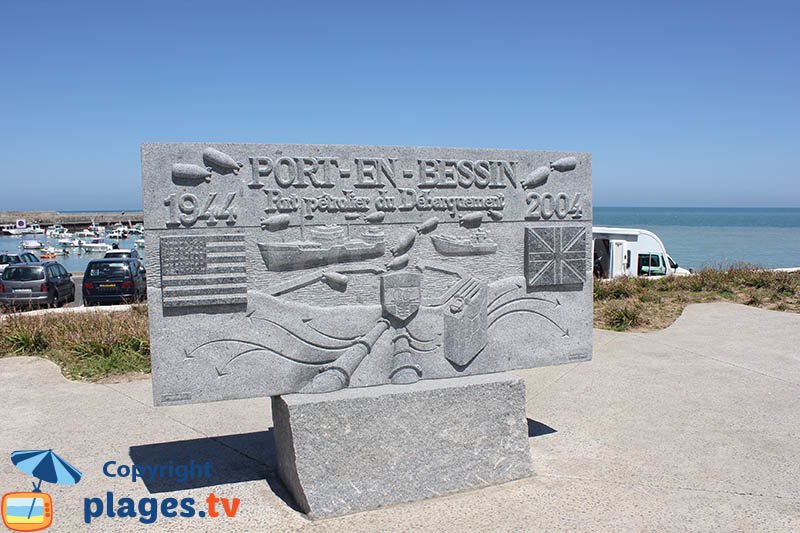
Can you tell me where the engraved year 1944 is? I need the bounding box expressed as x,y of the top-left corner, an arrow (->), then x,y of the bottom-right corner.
164,192 -> 237,227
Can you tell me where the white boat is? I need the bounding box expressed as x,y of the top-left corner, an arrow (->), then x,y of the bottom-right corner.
1,224 -> 16,235
47,224 -> 67,236
88,221 -> 105,234
80,238 -> 112,252
592,227 -> 692,279
40,245 -> 68,256
135,238 -> 145,248
48,228 -> 74,238
58,238 -> 80,247
47,226 -> 74,238
75,229 -> 96,239
107,229 -> 128,240
20,239 -> 43,249
128,224 -> 144,235
22,223 -> 45,235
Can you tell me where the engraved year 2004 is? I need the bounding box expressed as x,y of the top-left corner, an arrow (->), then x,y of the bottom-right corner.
164,192 -> 237,226
525,192 -> 582,220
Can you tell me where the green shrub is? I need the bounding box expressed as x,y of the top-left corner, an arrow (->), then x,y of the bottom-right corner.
4,328 -> 48,354
603,302 -> 643,331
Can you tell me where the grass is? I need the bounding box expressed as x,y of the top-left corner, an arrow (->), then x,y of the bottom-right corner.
594,268 -> 800,331
1,268 -> 798,379
0,305 -> 150,379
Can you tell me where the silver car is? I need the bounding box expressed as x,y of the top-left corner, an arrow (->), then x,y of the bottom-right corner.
0,261 -> 75,308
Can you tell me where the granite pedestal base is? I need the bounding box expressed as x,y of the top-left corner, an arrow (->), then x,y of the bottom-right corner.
271,372 -> 532,519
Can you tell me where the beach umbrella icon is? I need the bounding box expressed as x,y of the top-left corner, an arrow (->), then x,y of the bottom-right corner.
10,449 -> 82,520
11,449 -> 82,490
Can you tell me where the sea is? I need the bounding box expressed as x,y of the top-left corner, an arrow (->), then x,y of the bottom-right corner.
1,207 -> 798,273
594,207 -> 800,270
0,234 -> 144,273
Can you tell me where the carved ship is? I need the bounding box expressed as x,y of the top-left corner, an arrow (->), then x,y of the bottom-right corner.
430,230 -> 497,256
258,225 -> 385,271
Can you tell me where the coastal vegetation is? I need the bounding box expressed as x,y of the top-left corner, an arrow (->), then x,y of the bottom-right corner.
595,267 -> 800,331
0,268 -> 798,378
0,306 -> 149,379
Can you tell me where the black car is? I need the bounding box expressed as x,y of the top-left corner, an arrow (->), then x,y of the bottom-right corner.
0,252 -> 40,273
0,261 -> 75,308
82,258 -> 147,305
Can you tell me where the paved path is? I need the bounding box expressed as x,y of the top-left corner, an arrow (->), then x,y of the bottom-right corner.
0,303 -> 798,532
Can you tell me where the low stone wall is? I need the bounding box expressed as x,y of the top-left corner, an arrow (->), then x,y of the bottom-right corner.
0,211 -> 143,229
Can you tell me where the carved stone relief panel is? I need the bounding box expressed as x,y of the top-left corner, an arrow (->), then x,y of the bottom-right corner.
142,143 -> 592,405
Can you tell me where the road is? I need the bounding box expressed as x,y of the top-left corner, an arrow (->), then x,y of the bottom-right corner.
67,273 -> 84,307
2,302 -> 798,531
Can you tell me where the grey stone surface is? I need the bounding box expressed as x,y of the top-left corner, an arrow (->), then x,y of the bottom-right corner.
142,143 -> 593,404
1,303 -> 800,531
272,372 -> 532,518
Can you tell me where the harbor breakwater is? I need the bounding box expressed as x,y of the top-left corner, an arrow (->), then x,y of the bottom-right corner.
0,211 -> 143,229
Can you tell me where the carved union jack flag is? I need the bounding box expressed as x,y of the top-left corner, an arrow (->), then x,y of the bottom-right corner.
524,226 -> 586,289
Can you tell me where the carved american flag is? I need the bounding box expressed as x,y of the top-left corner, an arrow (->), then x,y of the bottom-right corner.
524,226 -> 586,289
159,234 -> 247,308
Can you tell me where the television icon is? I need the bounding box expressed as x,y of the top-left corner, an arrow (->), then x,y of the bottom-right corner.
1,492 -> 53,532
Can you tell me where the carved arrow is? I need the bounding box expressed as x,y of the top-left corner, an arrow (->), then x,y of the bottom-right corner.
302,317 -> 362,342
246,311 -> 356,351
488,294 -> 561,314
488,307 -> 569,337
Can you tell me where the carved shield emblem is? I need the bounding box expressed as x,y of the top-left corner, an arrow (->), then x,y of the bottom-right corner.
381,272 -> 422,322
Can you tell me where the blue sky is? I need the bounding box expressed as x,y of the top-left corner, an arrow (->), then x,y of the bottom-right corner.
1,0 -> 797,210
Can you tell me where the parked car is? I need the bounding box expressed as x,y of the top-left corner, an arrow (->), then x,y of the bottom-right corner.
0,252 -> 41,274
82,258 -> 147,305
104,248 -> 140,260
0,261 -> 75,308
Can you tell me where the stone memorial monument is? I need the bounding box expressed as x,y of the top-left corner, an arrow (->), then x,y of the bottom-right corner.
142,143 -> 592,517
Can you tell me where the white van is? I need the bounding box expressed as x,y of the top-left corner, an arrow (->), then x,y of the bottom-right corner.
592,226 -> 691,280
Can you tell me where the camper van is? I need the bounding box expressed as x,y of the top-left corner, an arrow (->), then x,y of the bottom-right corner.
592,227 -> 691,280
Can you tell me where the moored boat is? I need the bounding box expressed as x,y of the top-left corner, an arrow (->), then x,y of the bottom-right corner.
430,230 -> 497,256
80,238 -> 112,252
58,238 -> 80,247
258,225 -> 385,271
20,239 -> 43,250
23,223 -> 45,235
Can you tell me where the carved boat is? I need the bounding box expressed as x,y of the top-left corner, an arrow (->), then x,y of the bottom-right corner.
258,225 -> 385,271
430,231 -> 497,256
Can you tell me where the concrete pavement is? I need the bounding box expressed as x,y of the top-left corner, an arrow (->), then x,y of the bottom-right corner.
0,302 -> 798,531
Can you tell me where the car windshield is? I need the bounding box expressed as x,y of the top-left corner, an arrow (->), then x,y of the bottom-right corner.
2,266 -> 45,281
106,252 -> 129,258
0,255 -> 21,265
87,262 -> 130,279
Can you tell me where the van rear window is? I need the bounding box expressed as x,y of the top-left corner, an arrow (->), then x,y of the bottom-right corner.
87,262 -> 130,279
2,266 -> 45,281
